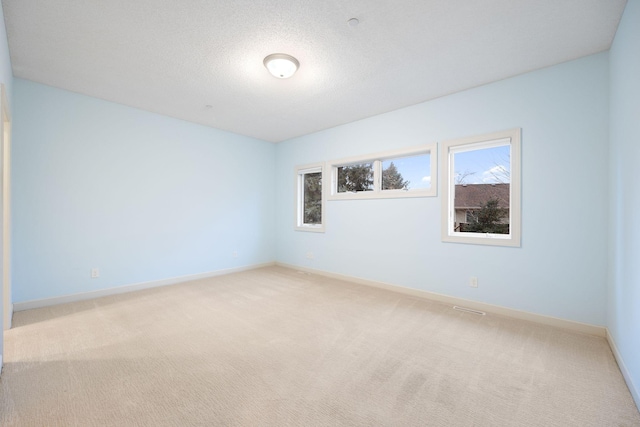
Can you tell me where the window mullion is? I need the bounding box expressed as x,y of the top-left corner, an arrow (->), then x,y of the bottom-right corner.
374,160 -> 382,192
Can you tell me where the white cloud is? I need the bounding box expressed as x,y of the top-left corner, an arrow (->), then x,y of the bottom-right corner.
481,165 -> 509,183
421,176 -> 431,183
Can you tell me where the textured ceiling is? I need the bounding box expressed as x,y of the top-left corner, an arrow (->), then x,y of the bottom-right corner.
2,0 -> 627,142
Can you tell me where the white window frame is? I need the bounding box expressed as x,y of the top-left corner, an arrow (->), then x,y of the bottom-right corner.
440,128 -> 521,247
295,163 -> 325,232
327,144 -> 437,200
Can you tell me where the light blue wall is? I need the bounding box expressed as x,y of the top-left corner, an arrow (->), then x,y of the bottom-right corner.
12,79 -> 276,302
609,0 -> 640,406
0,0 -> 12,363
276,53 -> 610,326
0,1 -> 12,105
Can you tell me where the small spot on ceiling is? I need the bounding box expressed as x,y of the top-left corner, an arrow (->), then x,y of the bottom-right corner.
348,18 -> 359,28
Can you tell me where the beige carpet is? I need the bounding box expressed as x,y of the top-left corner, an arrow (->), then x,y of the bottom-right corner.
1,266 -> 638,426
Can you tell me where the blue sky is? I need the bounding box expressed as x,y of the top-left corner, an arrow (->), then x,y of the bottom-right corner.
453,145 -> 510,184
382,154 -> 431,189
381,144 -> 510,190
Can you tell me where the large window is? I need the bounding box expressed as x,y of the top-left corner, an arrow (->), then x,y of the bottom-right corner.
441,129 -> 521,247
329,145 -> 437,200
295,164 -> 325,232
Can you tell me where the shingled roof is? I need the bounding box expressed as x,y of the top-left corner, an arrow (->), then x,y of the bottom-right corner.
454,183 -> 510,209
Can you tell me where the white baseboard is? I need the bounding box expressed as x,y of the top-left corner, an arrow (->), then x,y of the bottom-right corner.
606,329 -> 640,410
276,262 -> 606,337
13,260 -> 608,337
14,262 -> 276,312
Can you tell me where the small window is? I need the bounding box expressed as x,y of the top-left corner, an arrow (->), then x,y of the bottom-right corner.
295,164 -> 325,232
329,145 -> 437,200
441,129 -> 521,247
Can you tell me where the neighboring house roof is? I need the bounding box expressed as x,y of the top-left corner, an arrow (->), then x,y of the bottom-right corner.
454,183 -> 510,209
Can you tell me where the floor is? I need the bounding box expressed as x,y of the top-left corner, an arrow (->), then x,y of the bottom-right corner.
1,266 -> 639,426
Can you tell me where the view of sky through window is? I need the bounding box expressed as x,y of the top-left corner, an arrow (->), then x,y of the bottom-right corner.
382,153 -> 431,190
453,145 -> 510,185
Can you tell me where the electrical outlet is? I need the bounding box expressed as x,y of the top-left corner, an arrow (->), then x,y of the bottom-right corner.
469,276 -> 478,288
306,251 -> 314,260
91,268 -> 100,278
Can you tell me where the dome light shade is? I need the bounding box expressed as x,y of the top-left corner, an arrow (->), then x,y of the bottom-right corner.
263,53 -> 299,79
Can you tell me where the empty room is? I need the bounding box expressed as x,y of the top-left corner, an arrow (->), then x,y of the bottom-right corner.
0,0 -> 639,425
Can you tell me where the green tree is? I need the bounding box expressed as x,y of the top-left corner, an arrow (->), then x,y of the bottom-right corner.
465,198 -> 509,234
303,172 -> 322,224
337,164 -> 373,192
382,162 -> 410,190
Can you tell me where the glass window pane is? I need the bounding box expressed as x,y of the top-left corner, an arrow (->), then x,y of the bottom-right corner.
453,145 -> 510,234
381,153 -> 430,191
303,172 -> 322,225
337,163 -> 374,193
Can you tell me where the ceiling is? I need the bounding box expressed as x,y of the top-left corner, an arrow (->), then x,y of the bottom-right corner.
2,0 -> 627,143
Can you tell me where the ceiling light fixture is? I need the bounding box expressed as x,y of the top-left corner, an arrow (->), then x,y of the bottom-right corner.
263,53 -> 299,79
